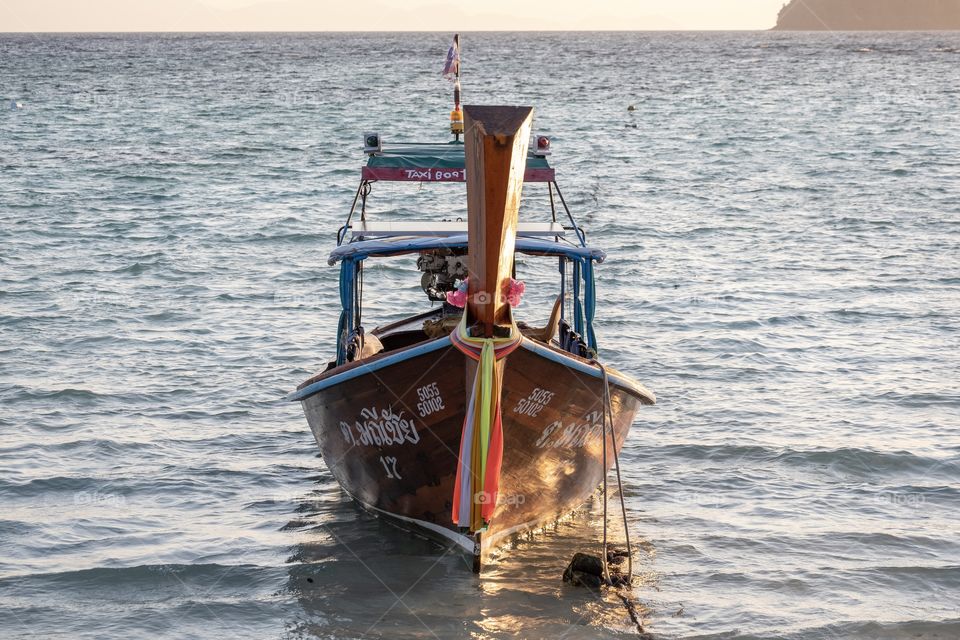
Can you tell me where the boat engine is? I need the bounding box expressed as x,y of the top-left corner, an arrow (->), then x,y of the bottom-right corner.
417,249 -> 468,301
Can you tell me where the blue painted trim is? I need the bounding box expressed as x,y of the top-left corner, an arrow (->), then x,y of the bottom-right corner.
558,256 -> 566,321
287,336 -> 453,402
584,260 -> 597,352
328,235 -> 606,266
519,338 -> 654,403
336,260 -> 356,366
572,260 -> 584,336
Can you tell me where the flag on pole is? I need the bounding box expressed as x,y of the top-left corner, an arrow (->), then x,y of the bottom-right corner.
443,35 -> 460,81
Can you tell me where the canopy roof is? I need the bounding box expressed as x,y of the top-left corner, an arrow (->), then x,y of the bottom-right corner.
362,142 -> 555,183
328,235 -> 605,265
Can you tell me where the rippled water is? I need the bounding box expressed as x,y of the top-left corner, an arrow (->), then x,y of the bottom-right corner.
1,31 -> 959,639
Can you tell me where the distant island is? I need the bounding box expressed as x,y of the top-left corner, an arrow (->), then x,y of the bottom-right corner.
774,0 -> 960,30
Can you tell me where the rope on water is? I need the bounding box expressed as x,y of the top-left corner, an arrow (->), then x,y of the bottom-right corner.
563,361 -> 649,637
598,361 -> 632,586
600,361 -> 646,635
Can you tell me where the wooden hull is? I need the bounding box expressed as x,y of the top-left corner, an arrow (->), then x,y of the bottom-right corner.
295,336 -> 654,565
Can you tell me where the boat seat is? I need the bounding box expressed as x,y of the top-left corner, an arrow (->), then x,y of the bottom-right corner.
423,315 -> 462,339
360,333 -> 384,358
345,328 -> 384,362
516,296 -> 562,343
422,296 -> 563,343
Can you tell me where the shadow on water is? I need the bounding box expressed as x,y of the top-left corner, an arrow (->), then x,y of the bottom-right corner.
281,484 -> 654,639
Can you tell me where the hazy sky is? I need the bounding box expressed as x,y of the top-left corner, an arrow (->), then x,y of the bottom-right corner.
0,0 -> 790,31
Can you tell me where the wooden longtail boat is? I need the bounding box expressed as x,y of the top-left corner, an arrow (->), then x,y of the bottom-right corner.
289,43 -> 654,572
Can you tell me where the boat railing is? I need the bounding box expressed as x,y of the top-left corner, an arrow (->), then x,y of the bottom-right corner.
332,242 -> 602,366
337,171 -> 587,247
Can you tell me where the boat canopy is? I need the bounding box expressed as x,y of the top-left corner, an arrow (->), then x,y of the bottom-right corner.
362,142 -> 555,183
333,137 -> 601,363
328,235 -> 606,266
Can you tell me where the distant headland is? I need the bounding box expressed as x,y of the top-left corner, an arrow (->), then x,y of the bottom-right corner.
774,0 -> 960,30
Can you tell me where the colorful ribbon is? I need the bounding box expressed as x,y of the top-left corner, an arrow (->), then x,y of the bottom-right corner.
450,318 -> 522,532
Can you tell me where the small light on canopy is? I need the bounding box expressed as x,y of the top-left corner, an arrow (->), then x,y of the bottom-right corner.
533,134 -> 551,157
363,132 -> 382,155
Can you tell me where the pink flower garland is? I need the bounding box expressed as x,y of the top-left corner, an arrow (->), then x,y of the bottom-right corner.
445,278 -> 526,308
446,281 -> 469,308
505,279 -> 525,307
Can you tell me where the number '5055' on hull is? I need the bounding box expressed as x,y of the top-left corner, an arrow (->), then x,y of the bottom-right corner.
291,334 -> 654,566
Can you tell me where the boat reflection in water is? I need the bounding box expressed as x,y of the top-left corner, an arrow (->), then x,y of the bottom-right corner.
283,484 -> 652,637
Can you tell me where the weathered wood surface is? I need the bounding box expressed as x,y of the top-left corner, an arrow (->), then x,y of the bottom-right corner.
299,336 -> 651,562
462,105 -> 534,337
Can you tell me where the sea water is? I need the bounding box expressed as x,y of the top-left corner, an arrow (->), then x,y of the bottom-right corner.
1,32 -> 958,639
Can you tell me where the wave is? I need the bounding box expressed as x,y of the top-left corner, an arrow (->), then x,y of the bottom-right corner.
11,388 -> 104,402
0,562 -> 280,592
875,391 -> 960,408
729,619 -> 960,640
642,444 -> 957,478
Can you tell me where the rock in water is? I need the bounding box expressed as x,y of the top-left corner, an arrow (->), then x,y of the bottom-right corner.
562,551 -> 632,588
563,552 -> 605,588
773,0 -> 960,30
607,548 -> 630,565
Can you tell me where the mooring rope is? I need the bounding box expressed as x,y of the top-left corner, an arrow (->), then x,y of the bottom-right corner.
597,361 -> 633,584
596,360 -> 647,636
